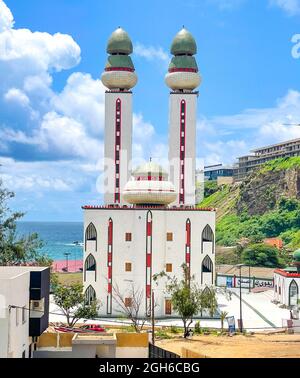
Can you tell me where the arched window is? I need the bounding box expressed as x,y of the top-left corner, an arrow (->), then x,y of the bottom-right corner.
85,223 -> 97,251
202,224 -> 214,254
84,254 -> 96,281
85,285 -> 96,306
289,280 -> 299,307
201,255 -> 214,285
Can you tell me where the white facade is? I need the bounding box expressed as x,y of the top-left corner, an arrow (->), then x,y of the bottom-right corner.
274,270 -> 300,307
0,268 -> 31,358
168,93 -> 198,206
104,91 -> 133,206
83,207 -> 215,318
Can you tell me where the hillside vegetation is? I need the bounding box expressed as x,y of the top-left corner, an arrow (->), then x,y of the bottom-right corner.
199,157 -> 300,250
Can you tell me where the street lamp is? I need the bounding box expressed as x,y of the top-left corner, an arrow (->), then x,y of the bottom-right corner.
64,252 -> 71,272
236,264 -> 244,333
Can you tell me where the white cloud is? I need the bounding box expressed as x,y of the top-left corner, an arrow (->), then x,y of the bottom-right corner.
0,0 -> 14,32
269,0 -> 300,15
51,72 -> 106,137
134,43 -> 169,63
207,0 -> 246,10
198,89 -> 300,166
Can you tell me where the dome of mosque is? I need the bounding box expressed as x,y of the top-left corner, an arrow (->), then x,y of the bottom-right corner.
122,161 -> 177,206
107,28 -> 133,55
171,28 -> 197,56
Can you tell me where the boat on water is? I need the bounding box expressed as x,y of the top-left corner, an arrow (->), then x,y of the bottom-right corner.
73,241 -> 84,247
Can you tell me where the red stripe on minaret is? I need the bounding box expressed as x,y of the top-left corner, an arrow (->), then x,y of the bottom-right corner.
146,254 -> 151,267
185,219 -> 191,282
179,100 -> 186,205
114,99 -> 121,204
147,221 -> 152,236
107,218 -> 113,314
145,211 -> 153,316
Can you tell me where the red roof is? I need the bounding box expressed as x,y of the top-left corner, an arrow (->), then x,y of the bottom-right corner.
82,205 -> 216,212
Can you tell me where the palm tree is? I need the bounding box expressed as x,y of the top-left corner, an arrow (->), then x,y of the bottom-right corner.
220,311 -> 229,332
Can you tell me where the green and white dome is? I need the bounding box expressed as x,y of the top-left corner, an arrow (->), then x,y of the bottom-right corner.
107,28 -> 133,55
101,27 -> 138,90
165,28 -> 201,91
171,28 -> 197,55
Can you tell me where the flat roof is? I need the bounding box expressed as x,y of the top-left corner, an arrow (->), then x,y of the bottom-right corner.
216,264 -> 275,279
0,266 -> 48,280
251,138 -> 300,153
82,205 -> 216,212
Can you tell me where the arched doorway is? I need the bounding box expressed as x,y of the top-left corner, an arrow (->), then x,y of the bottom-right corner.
289,280 -> 299,307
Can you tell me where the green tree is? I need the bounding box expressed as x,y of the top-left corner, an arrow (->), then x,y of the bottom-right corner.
0,179 -> 51,266
154,264 -> 218,338
241,243 -> 282,268
53,282 -> 100,327
220,311 -> 228,332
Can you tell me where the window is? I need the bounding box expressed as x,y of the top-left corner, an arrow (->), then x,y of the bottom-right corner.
166,264 -> 173,273
125,298 -> 132,307
167,233 -> 173,242
84,254 -> 97,281
85,285 -> 96,306
85,222 -> 97,251
22,307 -> 26,324
289,280 -> 299,307
125,262 -> 132,272
125,233 -> 132,242
165,300 -> 172,315
202,225 -> 214,242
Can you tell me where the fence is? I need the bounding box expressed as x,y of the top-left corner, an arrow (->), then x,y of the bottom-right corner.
149,343 -> 180,359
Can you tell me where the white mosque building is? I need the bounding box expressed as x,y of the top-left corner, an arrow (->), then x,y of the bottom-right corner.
82,27 -> 216,317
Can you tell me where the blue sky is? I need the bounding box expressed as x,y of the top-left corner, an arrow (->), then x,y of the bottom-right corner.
1,0 -> 300,221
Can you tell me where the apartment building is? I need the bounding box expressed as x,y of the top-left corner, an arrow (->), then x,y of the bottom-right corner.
0,266 -> 50,358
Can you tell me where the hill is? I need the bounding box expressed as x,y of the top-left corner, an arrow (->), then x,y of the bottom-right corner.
199,157 -> 300,249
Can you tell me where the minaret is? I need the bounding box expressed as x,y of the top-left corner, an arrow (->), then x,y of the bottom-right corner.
101,28 -> 138,205
165,28 -> 201,206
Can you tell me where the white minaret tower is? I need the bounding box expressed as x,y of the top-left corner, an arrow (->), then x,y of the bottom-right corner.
165,28 -> 201,206
101,28 -> 138,205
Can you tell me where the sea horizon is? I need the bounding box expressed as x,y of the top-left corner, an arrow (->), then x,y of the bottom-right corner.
16,221 -> 84,261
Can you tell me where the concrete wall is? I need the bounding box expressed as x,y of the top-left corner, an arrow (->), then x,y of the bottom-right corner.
83,208 -> 215,317
0,272 -> 30,358
104,92 -> 133,206
168,93 -> 198,206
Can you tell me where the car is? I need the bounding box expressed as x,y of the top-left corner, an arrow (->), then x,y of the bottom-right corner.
80,324 -> 106,333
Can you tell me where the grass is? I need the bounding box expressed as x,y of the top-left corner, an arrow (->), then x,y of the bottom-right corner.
56,272 -> 82,285
259,157 -> 300,174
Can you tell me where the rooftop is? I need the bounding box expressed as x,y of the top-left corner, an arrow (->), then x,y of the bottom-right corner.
216,264 -> 275,279
82,205 -> 216,212
0,266 -> 48,280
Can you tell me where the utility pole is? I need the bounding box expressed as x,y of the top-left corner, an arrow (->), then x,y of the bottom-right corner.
64,252 -> 70,272
151,290 -> 155,345
236,264 -> 244,333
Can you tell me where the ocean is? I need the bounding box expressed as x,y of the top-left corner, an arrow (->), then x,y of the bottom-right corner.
16,222 -> 84,261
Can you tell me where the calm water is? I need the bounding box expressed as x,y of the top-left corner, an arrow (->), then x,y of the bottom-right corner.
16,222 -> 84,261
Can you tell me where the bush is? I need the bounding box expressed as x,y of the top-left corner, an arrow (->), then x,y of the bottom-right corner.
170,325 -> 180,334
241,243 -> 282,268
194,321 -> 201,335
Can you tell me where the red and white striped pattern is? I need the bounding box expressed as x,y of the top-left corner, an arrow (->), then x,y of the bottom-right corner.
114,99 -> 121,204
185,219 -> 191,282
179,100 -> 186,205
107,218 -> 113,314
145,210 -> 153,317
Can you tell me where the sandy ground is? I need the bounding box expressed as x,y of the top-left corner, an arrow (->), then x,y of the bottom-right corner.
156,334 -> 300,358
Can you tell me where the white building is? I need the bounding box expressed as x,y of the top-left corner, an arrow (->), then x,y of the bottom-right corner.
83,28 -> 216,318
0,266 -> 50,358
273,250 -> 300,308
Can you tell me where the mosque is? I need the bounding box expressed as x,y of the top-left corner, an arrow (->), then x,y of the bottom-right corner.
82,27 -> 216,317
